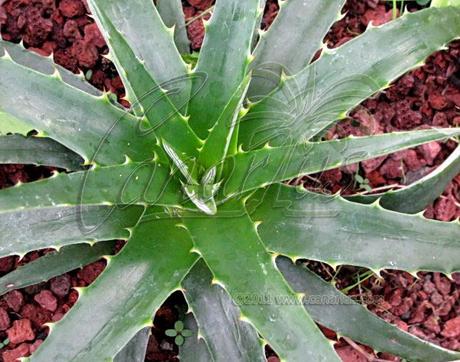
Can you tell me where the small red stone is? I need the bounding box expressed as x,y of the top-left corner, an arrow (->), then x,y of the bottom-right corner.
84,23 -> 106,48
34,290 -> 57,312
20,304 -> 51,327
7,319 -> 35,344
186,0 -> 213,10
335,345 -> 368,362
50,275 -> 71,297
419,142 -> 441,165
0,307 -> 10,330
434,197 -> 457,222
63,19 -> 81,39
428,93 -> 449,110
4,290 -> 24,313
72,39 -> 99,68
441,316 -> 460,338
29,339 -> 43,354
2,343 -> 30,362
0,256 -> 15,273
433,273 -> 451,295
59,0 -> 86,18
77,261 -> 105,285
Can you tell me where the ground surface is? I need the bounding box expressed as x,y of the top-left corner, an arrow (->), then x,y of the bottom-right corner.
0,0 -> 459,361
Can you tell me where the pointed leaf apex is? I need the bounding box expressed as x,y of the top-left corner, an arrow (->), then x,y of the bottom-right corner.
1,49 -> 12,61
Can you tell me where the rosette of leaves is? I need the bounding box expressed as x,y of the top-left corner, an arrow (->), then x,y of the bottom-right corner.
0,0 -> 460,361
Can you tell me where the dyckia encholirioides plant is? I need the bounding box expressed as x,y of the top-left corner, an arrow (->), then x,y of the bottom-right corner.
0,0 -> 460,360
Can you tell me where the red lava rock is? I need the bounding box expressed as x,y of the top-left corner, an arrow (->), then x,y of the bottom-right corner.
392,297 -> 413,316
436,298 -> 454,317
453,116 -> 460,126
67,289 -> 79,305
424,316 -> 441,334
319,325 -> 337,340
267,357 -> 280,362
335,345 -> 367,362
432,112 -> 448,127
72,39 -> 99,68
51,311 -> 64,322
50,275 -> 71,297
4,290 -> 24,313
362,5 -> 393,26
441,316 -> 460,338
445,90 -> 460,107
187,15 -> 206,50
23,7 -> 53,47
186,0 -> 213,11
34,290 -> 57,312
0,256 -> 15,273
29,339 -> 43,354
433,273 -> 451,295
409,301 -> 429,324
77,261 -> 105,285
83,23 -> 105,48
366,170 -> 386,186
428,93 -> 449,110
362,156 -> 386,174
0,307 -> 10,330
53,48 -> 79,72
7,319 -> 35,344
59,0 -> 86,18
394,319 -> 409,332
430,291 -> 444,305
433,197 -> 457,221
379,158 -> 404,179
20,304 -> 51,327
419,142 -> 441,165
319,169 -> 342,186
262,1 -> 279,29
388,289 -> 402,306
63,19 -> 81,40
2,343 -> 30,362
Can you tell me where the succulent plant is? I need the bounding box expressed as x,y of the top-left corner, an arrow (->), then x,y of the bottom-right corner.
0,0 -> 460,361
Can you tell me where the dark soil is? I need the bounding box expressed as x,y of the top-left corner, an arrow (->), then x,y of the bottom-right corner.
0,0 -> 459,361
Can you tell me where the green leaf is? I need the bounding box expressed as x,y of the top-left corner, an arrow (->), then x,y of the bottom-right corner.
182,329 -> 192,338
188,0 -> 262,138
0,53 -> 157,165
29,210 -> 197,361
247,184 -> 460,273
183,201 -> 340,361
175,335 -> 185,346
156,0 -> 191,54
114,328 -> 150,362
0,111 -> 32,136
0,241 -> 116,296
181,259 -> 265,361
0,162 -> 183,213
277,257 -> 460,362
222,128 -> 460,197
0,205 -> 143,258
348,145 -> 460,213
175,321 -> 184,332
249,0 -> 346,98
0,40 -> 101,96
0,135 -> 83,170
166,329 -> 178,337
431,0 -> 460,6
239,7 -> 460,149
198,76 -> 251,174
179,314 -> 213,362
87,0 -> 200,157
87,0 -> 190,111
